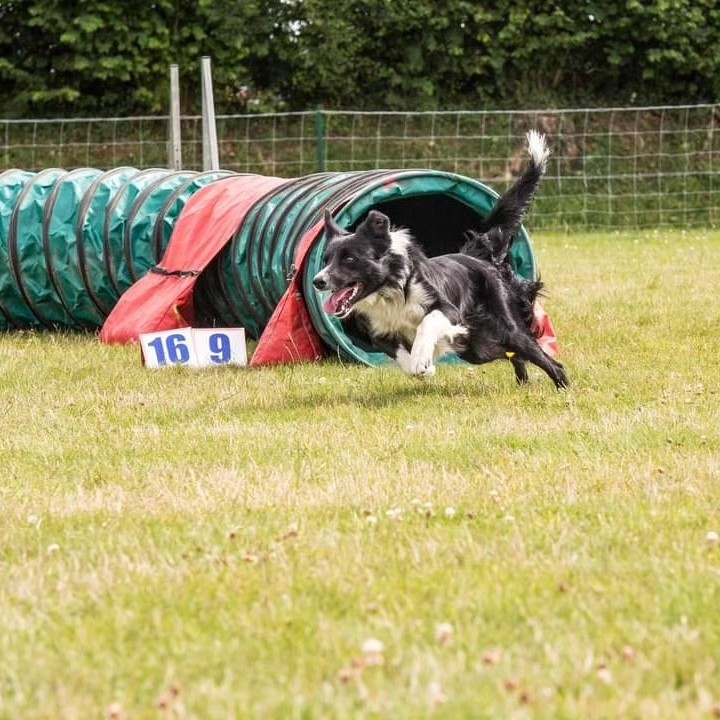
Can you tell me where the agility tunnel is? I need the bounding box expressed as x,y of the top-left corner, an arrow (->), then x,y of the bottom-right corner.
0,167 -> 547,366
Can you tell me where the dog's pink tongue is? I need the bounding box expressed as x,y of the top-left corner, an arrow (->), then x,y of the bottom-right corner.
323,287 -> 355,314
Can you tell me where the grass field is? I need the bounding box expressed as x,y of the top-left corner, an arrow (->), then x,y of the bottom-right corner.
1,229 -> 719,719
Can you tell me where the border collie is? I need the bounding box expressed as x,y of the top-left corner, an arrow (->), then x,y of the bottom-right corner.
312,131 -> 569,389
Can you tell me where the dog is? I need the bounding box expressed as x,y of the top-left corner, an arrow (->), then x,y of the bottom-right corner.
312,130 -> 569,389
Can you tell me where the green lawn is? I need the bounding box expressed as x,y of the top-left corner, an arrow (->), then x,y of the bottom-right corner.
1,230 -> 719,719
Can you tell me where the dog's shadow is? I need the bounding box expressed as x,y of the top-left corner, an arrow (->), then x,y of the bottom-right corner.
231,363 -> 524,415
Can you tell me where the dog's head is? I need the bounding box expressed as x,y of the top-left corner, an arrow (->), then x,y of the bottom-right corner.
312,209 -> 397,319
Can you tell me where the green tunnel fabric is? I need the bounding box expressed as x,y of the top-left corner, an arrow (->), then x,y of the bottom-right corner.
44,167 -> 104,328
0,168 -> 234,330
77,167 -> 143,322
104,168 -> 176,299
8,168 -> 69,328
0,169 -> 35,329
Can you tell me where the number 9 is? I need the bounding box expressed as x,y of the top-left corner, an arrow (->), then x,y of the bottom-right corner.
209,333 -> 231,364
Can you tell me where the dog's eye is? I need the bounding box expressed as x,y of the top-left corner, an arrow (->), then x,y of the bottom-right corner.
343,255 -> 355,265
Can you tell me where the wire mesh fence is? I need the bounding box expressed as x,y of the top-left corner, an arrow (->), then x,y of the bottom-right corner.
2,104 -> 718,229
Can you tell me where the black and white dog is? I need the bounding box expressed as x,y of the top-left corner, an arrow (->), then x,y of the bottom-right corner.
312,131 -> 569,389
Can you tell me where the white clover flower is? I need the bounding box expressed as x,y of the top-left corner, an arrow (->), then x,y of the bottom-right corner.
428,681 -> 448,705
361,637 -> 385,666
362,637 -> 384,655
107,703 -> 124,719
435,622 -> 454,645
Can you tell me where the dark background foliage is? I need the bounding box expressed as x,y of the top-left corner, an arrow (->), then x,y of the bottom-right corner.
1,0 -> 718,117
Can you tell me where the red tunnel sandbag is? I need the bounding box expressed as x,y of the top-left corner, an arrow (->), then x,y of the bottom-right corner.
99,175 -> 287,344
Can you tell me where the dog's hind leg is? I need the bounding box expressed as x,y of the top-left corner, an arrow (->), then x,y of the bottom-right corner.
409,310 -> 467,378
504,333 -> 569,390
509,355 -> 529,385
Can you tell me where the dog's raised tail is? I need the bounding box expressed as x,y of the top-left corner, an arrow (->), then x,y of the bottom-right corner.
526,129 -> 550,173
461,130 -> 550,262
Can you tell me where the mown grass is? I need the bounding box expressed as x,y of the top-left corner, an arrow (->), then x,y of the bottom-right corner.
1,229 -> 719,719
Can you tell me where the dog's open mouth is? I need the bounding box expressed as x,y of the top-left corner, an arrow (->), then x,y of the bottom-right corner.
322,282 -> 363,319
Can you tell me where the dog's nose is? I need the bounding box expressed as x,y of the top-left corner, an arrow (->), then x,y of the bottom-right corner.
313,273 -> 328,291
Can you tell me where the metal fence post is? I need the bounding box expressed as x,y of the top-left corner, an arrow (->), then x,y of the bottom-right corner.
315,106 -> 326,172
201,56 -> 220,171
168,64 -> 182,170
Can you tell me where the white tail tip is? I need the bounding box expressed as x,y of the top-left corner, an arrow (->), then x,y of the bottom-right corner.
526,130 -> 550,169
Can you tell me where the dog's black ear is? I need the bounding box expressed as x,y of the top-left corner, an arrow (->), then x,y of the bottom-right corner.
364,210 -> 390,238
356,210 -> 392,256
324,208 -> 345,239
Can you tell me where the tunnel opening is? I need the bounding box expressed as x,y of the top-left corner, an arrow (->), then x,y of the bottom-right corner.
349,193 -> 485,257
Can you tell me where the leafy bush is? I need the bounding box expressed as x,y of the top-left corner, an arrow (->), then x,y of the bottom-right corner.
1,0 -> 719,116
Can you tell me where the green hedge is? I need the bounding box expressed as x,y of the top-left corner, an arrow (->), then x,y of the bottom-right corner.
1,1 -> 719,117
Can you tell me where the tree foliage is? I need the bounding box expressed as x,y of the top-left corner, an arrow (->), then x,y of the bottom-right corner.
0,0 -> 718,117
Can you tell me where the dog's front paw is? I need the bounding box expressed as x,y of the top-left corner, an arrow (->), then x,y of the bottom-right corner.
409,353 -> 436,378
554,368 -> 570,390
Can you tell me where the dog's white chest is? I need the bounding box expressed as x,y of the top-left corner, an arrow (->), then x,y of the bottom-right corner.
357,284 -> 427,345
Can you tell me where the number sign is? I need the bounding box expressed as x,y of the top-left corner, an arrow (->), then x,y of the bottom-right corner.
139,327 -> 247,369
